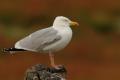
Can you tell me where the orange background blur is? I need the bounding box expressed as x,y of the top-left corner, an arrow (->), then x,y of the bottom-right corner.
0,0 -> 120,80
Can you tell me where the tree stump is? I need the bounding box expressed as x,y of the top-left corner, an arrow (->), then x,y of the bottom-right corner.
24,64 -> 67,80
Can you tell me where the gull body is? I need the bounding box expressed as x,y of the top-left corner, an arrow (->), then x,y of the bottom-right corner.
14,16 -> 79,68
15,16 -> 73,53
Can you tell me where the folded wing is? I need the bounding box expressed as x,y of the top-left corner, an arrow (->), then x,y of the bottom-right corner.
15,27 -> 61,52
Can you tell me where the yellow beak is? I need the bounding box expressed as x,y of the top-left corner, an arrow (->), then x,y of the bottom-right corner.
70,21 -> 79,26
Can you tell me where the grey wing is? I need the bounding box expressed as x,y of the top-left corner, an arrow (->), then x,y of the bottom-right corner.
15,27 -> 61,52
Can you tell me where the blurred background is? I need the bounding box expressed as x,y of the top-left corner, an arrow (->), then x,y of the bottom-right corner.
0,0 -> 120,80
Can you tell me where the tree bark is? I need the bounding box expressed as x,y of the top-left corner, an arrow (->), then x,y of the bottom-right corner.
24,64 -> 67,80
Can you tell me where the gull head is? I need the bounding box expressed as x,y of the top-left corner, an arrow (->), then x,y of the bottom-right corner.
53,16 -> 79,28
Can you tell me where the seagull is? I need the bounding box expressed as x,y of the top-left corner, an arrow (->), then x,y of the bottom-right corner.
3,16 -> 79,68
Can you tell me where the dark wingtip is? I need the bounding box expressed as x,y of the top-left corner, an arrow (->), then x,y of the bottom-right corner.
0,48 -> 26,55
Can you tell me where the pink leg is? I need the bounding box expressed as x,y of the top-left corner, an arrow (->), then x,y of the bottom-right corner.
49,52 -> 56,68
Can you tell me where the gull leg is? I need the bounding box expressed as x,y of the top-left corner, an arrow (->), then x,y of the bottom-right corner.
49,52 -> 56,68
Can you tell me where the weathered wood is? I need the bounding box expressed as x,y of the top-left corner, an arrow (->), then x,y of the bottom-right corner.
24,64 -> 67,80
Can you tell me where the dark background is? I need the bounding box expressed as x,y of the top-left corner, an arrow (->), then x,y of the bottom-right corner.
0,0 -> 120,80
